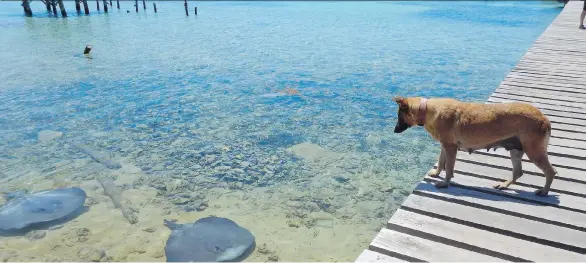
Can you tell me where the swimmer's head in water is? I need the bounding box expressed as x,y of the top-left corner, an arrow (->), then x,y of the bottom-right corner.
84,45 -> 92,55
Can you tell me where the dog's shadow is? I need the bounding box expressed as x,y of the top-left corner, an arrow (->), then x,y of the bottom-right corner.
420,177 -> 561,206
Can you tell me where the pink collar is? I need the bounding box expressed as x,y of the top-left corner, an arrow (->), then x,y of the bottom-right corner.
418,98 -> 427,126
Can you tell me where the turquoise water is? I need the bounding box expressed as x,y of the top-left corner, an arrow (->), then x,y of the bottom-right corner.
0,1 -> 561,261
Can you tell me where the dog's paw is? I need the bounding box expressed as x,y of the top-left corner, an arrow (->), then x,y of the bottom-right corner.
534,188 -> 549,197
427,169 -> 441,178
434,181 -> 449,188
493,181 -> 511,190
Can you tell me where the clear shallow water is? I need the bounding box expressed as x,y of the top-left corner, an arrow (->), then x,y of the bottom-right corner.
0,1 -> 561,261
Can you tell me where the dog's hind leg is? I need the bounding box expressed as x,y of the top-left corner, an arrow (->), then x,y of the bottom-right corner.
427,147 -> 446,178
435,145 -> 457,188
494,149 -> 524,190
526,151 -> 557,196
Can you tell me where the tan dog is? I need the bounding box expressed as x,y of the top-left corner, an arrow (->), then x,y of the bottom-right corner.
392,96 -> 556,196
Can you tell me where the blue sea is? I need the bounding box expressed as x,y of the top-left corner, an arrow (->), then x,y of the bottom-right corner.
0,1 -> 561,261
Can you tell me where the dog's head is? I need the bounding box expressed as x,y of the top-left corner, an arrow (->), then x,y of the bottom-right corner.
392,96 -> 419,133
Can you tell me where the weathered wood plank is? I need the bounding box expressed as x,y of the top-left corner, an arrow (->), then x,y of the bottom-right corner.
412,180 -> 586,231
514,66 -> 586,78
478,147 -> 586,170
502,79 -> 586,93
548,137 -> 586,150
488,94 -> 586,112
518,59 -> 586,68
355,249 -> 407,263
498,84 -> 586,99
369,228 -> 503,262
511,70 -> 586,82
427,171 -> 586,213
486,98 -> 586,121
494,88 -> 586,104
452,156 -> 586,195
394,198 -> 586,260
511,69 -> 586,80
514,65 -> 586,76
456,151 -> 586,184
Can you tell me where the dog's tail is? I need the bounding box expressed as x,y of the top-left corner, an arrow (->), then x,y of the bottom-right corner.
542,118 -> 552,150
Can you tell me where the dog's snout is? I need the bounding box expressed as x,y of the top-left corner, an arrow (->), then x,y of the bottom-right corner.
394,121 -> 408,133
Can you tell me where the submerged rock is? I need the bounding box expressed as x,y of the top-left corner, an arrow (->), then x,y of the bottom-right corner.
38,130 -> 63,143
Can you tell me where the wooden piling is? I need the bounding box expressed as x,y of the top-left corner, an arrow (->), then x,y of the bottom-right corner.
109,0 -> 112,6
82,0 -> 89,14
103,0 -> 108,12
194,6 -> 197,15
153,2 -> 157,13
116,0 -> 120,9
51,1 -> 58,16
135,0 -> 138,12
96,0 -> 100,11
22,0 -> 33,17
58,0 -> 67,17
45,0 -> 52,13
142,0 -> 146,10
184,0 -> 188,16
75,0 -> 81,13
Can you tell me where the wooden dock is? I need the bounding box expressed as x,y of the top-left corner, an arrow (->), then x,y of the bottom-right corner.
356,2 -> 586,262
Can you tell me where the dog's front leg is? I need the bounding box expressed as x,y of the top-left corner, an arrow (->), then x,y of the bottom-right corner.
435,144 -> 457,188
427,147 -> 446,178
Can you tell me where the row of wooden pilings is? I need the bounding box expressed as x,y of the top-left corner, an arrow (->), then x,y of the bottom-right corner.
21,0 -> 197,17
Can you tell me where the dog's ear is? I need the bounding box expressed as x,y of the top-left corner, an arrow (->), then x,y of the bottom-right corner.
393,96 -> 409,111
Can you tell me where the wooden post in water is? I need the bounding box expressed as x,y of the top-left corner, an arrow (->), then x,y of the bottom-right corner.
184,0 -> 188,16
22,0 -> 33,17
58,0 -> 67,17
103,0 -> 108,12
116,0 -> 119,9
153,2 -> 157,13
109,0 -> 112,6
82,0 -> 89,14
135,0 -> 138,12
45,0 -> 52,13
75,0 -> 81,14
96,0 -> 100,11
194,6 -> 197,15
51,1 -> 58,16
142,0 -> 146,10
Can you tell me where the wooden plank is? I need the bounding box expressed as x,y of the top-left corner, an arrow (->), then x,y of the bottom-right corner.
502,79 -> 586,93
514,65 -> 585,76
425,172 -> 586,218
355,249 -> 407,263
511,70 -> 586,82
488,93 -> 586,112
548,137 -> 586,150
518,59 -> 586,68
452,156 -> 586,195
515,65 -> 585,76
412,181 -> 586,231
369,228 -> 503,262
456,151 -> 586,184
394,198 -> 586,261
426,172 -> 586,213
508,72 -> 586,85
486,97 -> 586,119
495,88 -> 586,104
514,66 -> 586,78
479,147 -> 586,171
499,84 -> 586,99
